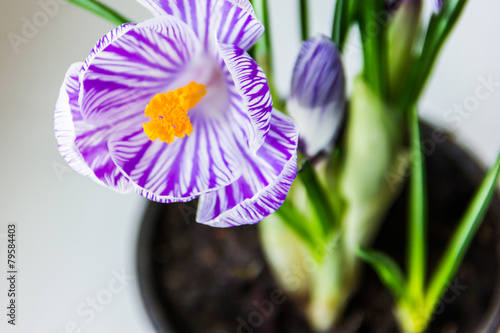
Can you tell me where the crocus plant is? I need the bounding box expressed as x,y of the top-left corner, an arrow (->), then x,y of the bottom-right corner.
56,0 -> 500,332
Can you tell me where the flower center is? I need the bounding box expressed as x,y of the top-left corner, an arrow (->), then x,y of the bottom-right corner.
143,81 -> 206,143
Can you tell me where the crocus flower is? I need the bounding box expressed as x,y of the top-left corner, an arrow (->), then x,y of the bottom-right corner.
287,36 -> 345,157
54,0 -> 298,227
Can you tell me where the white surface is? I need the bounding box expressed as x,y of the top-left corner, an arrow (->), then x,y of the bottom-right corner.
0,1 -> 499,332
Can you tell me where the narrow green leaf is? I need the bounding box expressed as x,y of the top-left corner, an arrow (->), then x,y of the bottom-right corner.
275,199 -> 320,252
298,160 -> 337,236
299,0 -> 309,41
357,247 -> 407,300
331,0 -> 350,50
399,0 -> 469,110
407,107 -> 427,301
426,151 -> 500,314
357,0 -> 387,98
65,0 -> 130,25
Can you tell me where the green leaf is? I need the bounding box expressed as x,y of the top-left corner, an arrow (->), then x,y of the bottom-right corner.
399,0 -> 469,110
357,247 -> 407,300
338,77 -> 403,254
357,0 -> 388,98
65,0 -> 130,25
299,0 -> 309,41
298,160 -> 337,237
386,0 -> 421,101
426,151 -> 500,314
275,199 -> 320,252
331,0 -> 350,50
407,107 -> 427,301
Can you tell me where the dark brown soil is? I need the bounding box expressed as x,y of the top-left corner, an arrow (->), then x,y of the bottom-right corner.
137,125 -> 500,333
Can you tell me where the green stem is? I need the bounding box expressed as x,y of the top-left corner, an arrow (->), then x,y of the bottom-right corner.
299,0 -> 309,41
331,0 -> 350,50
407,107 -> 427,302
358,0 -> 387,99
65,0 -> 130,25
298,161 -> 337,237
425,152 -> 500,316
276,200 -> 319,252
399,0 -> 469,111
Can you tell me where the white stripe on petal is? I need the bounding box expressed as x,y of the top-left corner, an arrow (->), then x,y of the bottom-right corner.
55,63 -> 100,181
108,114 -> 243,202
196,110 -> 299,227
54,63 -> 133,193
215,0 -> 263,50
137,0 -> 263,51
219,43 -> 272,153
80,16 -> 201,123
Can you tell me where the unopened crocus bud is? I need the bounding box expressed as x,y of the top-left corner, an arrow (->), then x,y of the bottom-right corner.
388,0 -> 442,13
287,36 -> 345,158
387,0 -> 422,99
431,0 -> 444,12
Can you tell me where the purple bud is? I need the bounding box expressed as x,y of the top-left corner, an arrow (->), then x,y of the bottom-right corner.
431,0 -> 444,13
288,36 -> 345,157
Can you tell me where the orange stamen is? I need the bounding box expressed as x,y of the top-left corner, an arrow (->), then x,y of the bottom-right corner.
143,81 -> 206,143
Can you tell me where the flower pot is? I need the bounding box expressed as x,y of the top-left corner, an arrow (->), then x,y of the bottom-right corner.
136,124 -> 500,333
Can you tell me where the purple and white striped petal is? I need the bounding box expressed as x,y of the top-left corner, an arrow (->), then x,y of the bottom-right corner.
108,113 -> 243,202
288,35 -> 345,157
81,23 -> 135,78
215,0 -> 264,50
196,110 -> 299,227
55,63 -> 102,184
80,16 -> 200,123
55,62 -> 133,193
136,0 -> 263,51
219,43 -> 272,152
225,0 -> 255,15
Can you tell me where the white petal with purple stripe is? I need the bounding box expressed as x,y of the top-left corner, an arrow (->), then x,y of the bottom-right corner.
196,110 -> 299,227
137,0 -> 263,51
80,16 -> 200,123
55,63 -> 102,183
108,112 -> 243,202
55,62 -> 133,193
219,43 -> 272,153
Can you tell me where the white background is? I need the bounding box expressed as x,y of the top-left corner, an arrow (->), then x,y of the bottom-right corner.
0,0 -> 499,332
